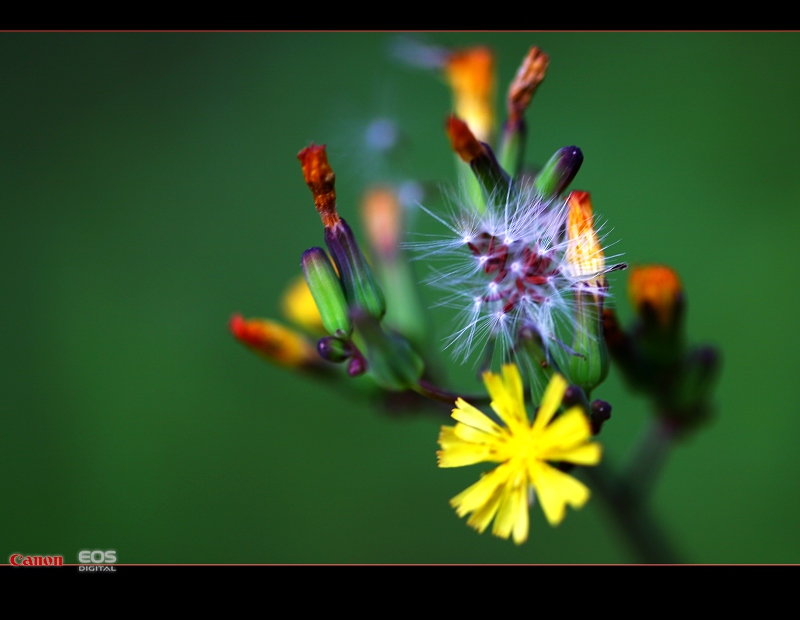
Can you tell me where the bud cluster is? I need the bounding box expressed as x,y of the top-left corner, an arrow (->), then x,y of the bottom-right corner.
227,39 -> 723,556
297,144 -> 424,391
604,265 -> 721,429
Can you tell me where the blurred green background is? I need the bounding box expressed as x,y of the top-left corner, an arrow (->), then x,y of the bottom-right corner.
2,32 -> 799,564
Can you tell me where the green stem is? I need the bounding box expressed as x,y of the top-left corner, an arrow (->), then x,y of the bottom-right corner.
584,462 -> 683,564
415,379 -> 491,404
623,417 -> 679,500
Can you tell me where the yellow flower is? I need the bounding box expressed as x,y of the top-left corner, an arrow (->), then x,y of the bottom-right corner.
437,364 -> 602,544
281,275 -> 325,334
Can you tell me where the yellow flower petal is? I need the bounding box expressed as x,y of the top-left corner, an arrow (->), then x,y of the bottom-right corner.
537,407 -> 593,453
492,468 -> 529,544
452,422 -> 503,446
529,461 -> 591,526
450,463 -> 512,517
531,373 -> 568,435
438,444 -> 498,468
543,442 -> 602,466
451,398 -> 503,436
437,425 -> 458,448
483,365 -> 528,429
465,483 -> 505,534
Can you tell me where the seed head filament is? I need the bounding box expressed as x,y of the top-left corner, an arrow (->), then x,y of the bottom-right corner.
468,233 -> 559,314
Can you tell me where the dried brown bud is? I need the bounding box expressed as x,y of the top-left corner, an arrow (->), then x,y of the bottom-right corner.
297,143 -> 340,228
507,46 -> 549,127
445,115 -> 485,163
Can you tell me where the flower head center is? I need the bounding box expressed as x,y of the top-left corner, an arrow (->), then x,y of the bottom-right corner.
468,233 -> 559,313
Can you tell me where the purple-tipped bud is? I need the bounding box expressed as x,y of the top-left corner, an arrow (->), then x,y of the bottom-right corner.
301,247 -> 351,337
347,353 -> 368,377
317,336 -> 352,363
324,218 -> 386,321
533,146 -> 583,198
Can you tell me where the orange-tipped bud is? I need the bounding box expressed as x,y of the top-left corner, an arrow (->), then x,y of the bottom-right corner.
230,314 -> 320,369
281,275 -> 325,333
297,143 -> 340,229
444,46 -> 495,143
566,191 -> 606,290
361,187 -> 401,262
446,115 -> 485,163
507,46 -> 549,127
628,265 -> 684,328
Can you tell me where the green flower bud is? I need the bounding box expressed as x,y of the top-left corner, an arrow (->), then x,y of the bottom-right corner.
325,218 -> 386,321
301,247 -> 352,337
566,287 -> 609,396
532,146 -> 583,199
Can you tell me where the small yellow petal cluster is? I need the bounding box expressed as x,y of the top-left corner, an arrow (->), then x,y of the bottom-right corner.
437,364 -> 602,544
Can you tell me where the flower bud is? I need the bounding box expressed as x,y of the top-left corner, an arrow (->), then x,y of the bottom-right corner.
532,146 -> 583,199
446,115 -> 512,198
281,275 -> 325,334
444,46 -> 495,144
566,191 -> 605,295
628,265 -> 684,330
347,354 -> 368,377
351,309 -> 424,391
301,247 -> 352,337
567,287 -> 609,395
590,399 -> 612,435
499,46 -> 549,176
297,143 -> 340,229
229,314 -> 320,369
317,335 -> 352,363
506,46 -> 549,129
628,264 -> 684,365
562,190 -> 609,393
324,219 -> 387,321
361,186 -> 401,263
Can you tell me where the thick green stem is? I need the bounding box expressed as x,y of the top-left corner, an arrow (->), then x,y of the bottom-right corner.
623,417 -> 679,500
584,462 -> 683,564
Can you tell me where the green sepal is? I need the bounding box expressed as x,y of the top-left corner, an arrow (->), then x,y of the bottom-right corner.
301,247 -> 352,336
565,288 -> 609,396
352,310 -> 424,391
